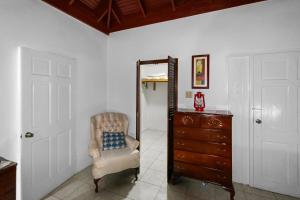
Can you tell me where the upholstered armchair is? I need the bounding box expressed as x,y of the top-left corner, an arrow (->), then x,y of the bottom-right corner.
89,112 -> 140,192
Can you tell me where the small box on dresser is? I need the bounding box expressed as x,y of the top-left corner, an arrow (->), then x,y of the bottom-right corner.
0,160 -> 17,200
172,108 -> 235,200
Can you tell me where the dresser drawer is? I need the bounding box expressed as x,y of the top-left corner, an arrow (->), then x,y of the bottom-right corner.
0,189 -> 15,200
0,163 -> 16,200
174,127 -> 231,143
174,161 -> 231,185
199,115 -> 231,130
174,150 -> 231,172
0,167 -> 16,194
174,139 -> 231,158
174,113 -> 199,127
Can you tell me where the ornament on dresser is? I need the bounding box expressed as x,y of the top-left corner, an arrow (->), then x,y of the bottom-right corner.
194,91 -> 205,111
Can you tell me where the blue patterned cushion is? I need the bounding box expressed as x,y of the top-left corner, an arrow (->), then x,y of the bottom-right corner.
102,132 -> 126,151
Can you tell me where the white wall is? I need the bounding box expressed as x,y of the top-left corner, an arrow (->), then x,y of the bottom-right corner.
107,0 -> 300,184
0,0 -> 107,198
140,64 -> 168,132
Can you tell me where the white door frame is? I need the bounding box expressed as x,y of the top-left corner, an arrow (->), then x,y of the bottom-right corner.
228,48 -> 300,187
20,47 -> 77,200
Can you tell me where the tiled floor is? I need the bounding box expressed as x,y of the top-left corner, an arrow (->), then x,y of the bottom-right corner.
44,129 -> 299,200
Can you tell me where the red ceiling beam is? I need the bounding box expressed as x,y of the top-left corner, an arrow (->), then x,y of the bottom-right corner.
69,0 -> 76,6
170,0 -> 176,11
137,0 -> 146,17
97,9 -> 108,22
107,0 -> 112,28
112,8 -> 121,24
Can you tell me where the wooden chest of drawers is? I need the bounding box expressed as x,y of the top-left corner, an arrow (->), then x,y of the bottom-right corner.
0,161 -> 17,200
172,109 -> 235,199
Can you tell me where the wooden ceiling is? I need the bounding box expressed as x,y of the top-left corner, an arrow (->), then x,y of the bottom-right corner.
42,0 -> 265,35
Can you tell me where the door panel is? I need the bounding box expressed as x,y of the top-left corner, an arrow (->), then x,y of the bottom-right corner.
57,62 -> 71,78
21,47 -> 76,200
32,57 -> 51,76
261,54 -> 288,80
262,142 -> 288,183
261,86 -> 290,132
298,56 -> 300,80
167,56 -> 178,181
32,138 -> 51,198
32,80 -> 51,128
58,82 -> 71,122
57,130 -> 71,172
298,87 -> 300,134
253,52 -> 300,197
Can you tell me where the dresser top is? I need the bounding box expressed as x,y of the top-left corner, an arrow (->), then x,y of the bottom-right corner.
0,161 -> 17,173
177,108 -> 233,116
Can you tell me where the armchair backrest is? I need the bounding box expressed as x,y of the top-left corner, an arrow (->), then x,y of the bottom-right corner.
90,112 -> 129,150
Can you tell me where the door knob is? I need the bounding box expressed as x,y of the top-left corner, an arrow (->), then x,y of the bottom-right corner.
255,119 -> 262,124
25,132 -> 34,138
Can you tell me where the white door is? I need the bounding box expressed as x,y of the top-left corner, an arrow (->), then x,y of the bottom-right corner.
253,52 -> 300,197
21,47 -> 76,200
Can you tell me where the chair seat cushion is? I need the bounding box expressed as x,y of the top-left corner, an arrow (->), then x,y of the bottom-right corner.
103,132 -> 126,151
92,147 -> 140,179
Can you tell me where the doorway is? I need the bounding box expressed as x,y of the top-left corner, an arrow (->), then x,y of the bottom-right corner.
136,57 -> 178,182
21,47 -> 76,200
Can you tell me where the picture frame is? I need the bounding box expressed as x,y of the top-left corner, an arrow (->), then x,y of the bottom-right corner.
192,54 -> 209,89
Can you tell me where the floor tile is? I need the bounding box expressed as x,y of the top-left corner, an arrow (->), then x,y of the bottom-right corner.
142,150 -> 162,160
244,186 -> 276,199
160,180 -> 189,194
154,188 -> 186,200
235,190 -> 247,200
43,196 -> 60,200
124,181 -> 160,200
233,182 -> 245,191
157,151 -> 167,161
63,185 -> 94,200
150,159 -> 167,172
141,168 -> 167,186
215,188 -> 231,200
52,180 -> 85,199
275,194 -> 300,200
245,192 -> 275,200
186,182 -> 215,200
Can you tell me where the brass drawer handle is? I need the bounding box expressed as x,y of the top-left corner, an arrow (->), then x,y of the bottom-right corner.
216,161 -> 227,166
218,148 -> 227,152
216,174 -> 227,180
182,116 -> 194,125
177,154 -> 185,159
217,135 -> 227,139
208,118 -> 224,128
175,166 -> 185,170
176,142 -> 185,146
176,130 -> 186,135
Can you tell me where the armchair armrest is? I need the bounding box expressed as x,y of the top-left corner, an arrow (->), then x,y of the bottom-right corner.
126,135 -> 139,150
89,140 -> 101,160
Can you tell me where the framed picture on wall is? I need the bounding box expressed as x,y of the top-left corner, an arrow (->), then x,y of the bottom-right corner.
192,54 -> 209,89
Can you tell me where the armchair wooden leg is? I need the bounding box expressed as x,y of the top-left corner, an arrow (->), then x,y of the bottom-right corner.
94,178 -> 101,193
134,167 -> 139,181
